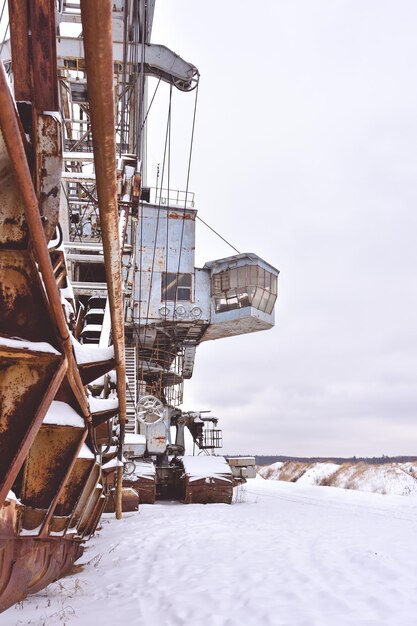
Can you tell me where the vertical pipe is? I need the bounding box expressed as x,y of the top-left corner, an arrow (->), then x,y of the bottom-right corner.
80,0 -> 127,520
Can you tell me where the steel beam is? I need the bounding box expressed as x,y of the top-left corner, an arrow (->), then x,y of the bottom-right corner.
29,0 -> 59,111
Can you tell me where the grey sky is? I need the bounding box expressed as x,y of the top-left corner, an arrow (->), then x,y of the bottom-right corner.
149,1 -> 417,456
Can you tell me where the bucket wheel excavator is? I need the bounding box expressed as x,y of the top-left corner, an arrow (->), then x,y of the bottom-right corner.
0,0 -> 278,611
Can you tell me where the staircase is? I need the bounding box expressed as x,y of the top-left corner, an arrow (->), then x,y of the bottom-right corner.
125,347 -> 137,433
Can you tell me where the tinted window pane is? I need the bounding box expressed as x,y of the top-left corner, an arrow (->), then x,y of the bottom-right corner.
220,271 -> 230,291
259,289 -> 270,312
252,287 -> 263,309
162,273 -> 191,301
229,268 -> 238,288
265,293 -> 277,314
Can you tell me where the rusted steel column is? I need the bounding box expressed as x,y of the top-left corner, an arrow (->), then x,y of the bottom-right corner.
80,0 -> 127,520
7,0 -> 31,101
0,62 -> 90,420
28,0 -> 59,111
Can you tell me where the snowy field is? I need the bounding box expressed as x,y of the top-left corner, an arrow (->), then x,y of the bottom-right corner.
2,477 -> 417,626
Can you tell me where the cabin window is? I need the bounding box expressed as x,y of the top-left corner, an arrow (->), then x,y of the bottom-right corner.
212,265 -> 277,314
161,273 -> 192,301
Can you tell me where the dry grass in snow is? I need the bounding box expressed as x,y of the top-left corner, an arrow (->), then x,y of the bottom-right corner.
258,460 -> 417,496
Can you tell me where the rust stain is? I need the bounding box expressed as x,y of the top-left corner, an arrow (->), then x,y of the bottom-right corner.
0,538 -> 83,612
55,457 -> 94,517
0,354 -> 64,512
21,425 -> 84,509
168,212 -> 193,220
0,258 -> 54,340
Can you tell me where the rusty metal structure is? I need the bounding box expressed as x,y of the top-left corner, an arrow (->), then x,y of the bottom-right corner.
0,0 -> 128,610
0,0 -> 279,611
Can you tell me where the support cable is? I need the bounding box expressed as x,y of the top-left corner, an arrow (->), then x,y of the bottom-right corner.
164,84 -> 172,313
140,76 -> 161,132
0,0 -> 7,33
0,21 -> 9,58
172,83 -> 199,321
119,0 -> 130,154
196,215 -> 240,254
142,88 -> 172,350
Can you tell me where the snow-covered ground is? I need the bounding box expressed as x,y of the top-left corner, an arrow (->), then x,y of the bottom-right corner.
3,477 -> 417,626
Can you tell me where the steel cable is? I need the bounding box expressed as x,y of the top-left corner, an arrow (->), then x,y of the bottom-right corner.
172,82 -> 199,321
141,88 -> 172,354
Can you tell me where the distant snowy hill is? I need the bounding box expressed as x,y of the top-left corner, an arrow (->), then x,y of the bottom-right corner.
258,460 -> 417,496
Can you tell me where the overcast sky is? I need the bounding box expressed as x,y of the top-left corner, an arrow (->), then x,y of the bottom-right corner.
148,1 -> 417,457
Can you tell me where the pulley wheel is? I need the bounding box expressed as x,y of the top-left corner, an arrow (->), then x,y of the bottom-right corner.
136,395 -> 165,425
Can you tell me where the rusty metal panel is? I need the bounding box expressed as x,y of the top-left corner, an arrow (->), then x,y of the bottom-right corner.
54,456 -> 95,518
21,507 -> 46,533
104,487 -> 140,513
26,539 -> 80,593
21,424 -> 85,513
83,494 -> 106,539
26,540 -> 61,593
29,0 -> 59,112
0,250 -> 57,342
0,538 -> 34,612
7,0 -> 31,101
182,476 -> 233,505
38,429 -> 89,538
0,349 -> 66,506
77,484 -> 103,537
69,462 -> 100,531
26,539 -> 82,594
124,476 -> 156,504
95,420 -> 113,446
78,358 -> 117,386
36,114 -> 62,243
50,516 -> 67,534
0,537 -> 83,611
0,130 -> 28,248
0,498 -> 21,538
0,540 -> 15,604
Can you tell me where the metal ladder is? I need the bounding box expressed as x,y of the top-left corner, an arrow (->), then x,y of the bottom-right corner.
125,346 -> 137,433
